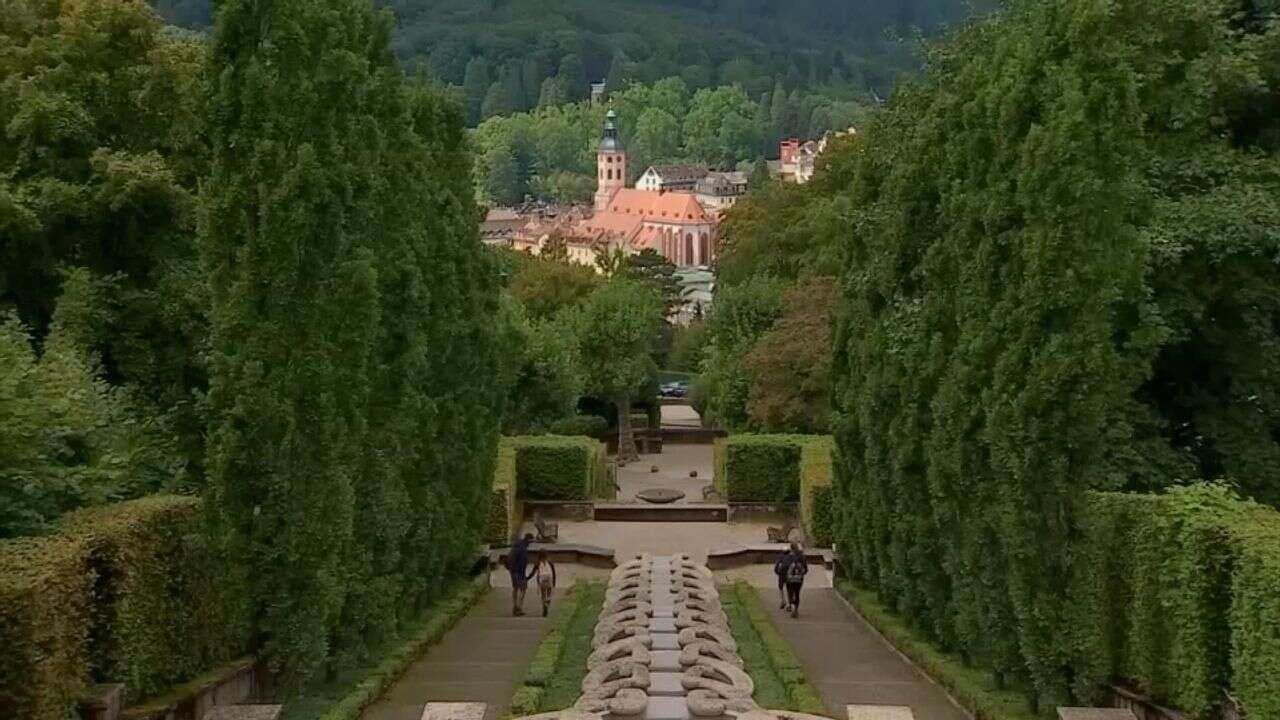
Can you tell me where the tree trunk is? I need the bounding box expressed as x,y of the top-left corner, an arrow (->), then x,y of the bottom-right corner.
616,396 -> 638,463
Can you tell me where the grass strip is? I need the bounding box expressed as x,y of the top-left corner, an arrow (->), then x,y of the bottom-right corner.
720,583 -> 791,709
279,577 -> 489,720
836,581 -> 1041,720
508,581 -> 607,716
729,581 -> 827,714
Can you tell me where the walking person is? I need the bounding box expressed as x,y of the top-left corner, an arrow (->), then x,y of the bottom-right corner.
783,542 -> 808,618
527,550 -> 557,616
508,533 -> 534,616
774,549 -> 791,609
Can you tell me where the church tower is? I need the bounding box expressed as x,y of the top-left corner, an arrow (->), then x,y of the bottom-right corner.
595,110 -> 625,211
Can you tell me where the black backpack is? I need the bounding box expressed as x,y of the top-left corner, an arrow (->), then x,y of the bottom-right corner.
785,557 -> 807,582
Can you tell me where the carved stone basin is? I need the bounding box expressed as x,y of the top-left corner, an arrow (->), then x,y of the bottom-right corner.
637,488 -> 685,504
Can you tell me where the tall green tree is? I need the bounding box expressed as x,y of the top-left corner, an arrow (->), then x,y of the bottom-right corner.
202,0 -> 403,684
462,56 -> 490,124
577,279 -> 663,462
830,0 -> 1280,710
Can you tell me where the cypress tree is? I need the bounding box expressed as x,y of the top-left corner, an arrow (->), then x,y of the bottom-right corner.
202,0 -> 388,685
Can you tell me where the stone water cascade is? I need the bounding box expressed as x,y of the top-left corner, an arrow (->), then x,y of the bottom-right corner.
511,554 -> 837,720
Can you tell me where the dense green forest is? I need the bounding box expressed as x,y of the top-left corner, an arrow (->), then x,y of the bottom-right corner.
152,0 -> 981,123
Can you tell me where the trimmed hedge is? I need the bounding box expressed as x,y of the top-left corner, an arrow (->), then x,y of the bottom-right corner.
729,582 -> 827,715
713,435 -> 804,503
62,496 -> 246,699
798,438 -> 835,546
511,436 -> 602,501
308,578 -> 488,720
0,534 -> 91,720
508,581 -> 606,716
0,496 -> 248,720
489,441 -> 522,544
1070,486 -> 1280,718
837,582 -> 1038,720
714,435 -> 835,541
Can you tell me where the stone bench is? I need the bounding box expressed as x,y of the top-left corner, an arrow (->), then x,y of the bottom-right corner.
421,702 -> 486,720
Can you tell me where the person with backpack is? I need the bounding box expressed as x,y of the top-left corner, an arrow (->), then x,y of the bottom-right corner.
783,542 -> 808,618
527,550 -> 557,616
774,549 -> 791,609
508,533 -> 534,616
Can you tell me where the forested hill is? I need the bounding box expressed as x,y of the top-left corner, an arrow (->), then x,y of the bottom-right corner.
153,0 -> 980,120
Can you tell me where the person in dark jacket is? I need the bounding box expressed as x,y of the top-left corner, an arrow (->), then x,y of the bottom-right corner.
508,533 -> 534,616
774,550 -> 791,609
783,542 -> 808,618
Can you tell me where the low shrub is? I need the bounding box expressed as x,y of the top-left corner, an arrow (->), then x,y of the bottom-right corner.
301,578 -> 488,720
509,685 -> 544,716
731,582 -> 826,714
837,582 -> 1039,720
0,534 -> 91,720
548,415 -> 607,437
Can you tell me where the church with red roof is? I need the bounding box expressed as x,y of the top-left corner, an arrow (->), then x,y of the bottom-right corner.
511,110 -> 719,269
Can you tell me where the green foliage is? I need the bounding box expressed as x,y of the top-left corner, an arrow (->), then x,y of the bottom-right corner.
548,415 -> 608,437
202,0 -> 501,685
838,583 -> 1039,720
532,582 -> 606,712
60,496 -> 247,699
1,277 -> 181,538
501,295 -> 587,434
743,278 -> 837,433
489,441 -> 521,545
509,685 -> 545,717
577,279 -> 664,459
511,436 -> 605,501
799,438 -> 835,546
728,582 -> 827,714
281,579 -> 488,720
1231,509 -> 1280,719
667,320 -> 709,374
0,496 -> 250,720
720,584 -> 791,709
698,276 -> 786,430
830,0 -> 1280,708
507,257 -> 601,322
714,435 -> 815,503
0,534 -> 90,720
0,0 -> 210,478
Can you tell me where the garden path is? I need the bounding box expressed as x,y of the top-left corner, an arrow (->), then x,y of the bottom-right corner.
360,589 -> 564,720
765,588 -> 970,720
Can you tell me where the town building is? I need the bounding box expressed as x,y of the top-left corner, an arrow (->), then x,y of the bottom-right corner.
512,110 -> 722,270
636,164 -> 708,193
778,127 -> 856,184
694,171 -> 748,211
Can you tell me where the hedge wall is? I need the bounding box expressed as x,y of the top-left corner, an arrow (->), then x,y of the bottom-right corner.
713,435 -> 833,510
799,438 -> 835,546
509,435 -> 608,501
488,441 -> 521,544
0,534 -> 91,720
0,496 -> 247,720
1071,486 -> 1280,718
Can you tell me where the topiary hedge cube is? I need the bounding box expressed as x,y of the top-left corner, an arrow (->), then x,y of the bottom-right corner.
488,440 -> 521,544
714,435 -> 808,503
511,435 -> 604,501
799,437 -> 835,546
